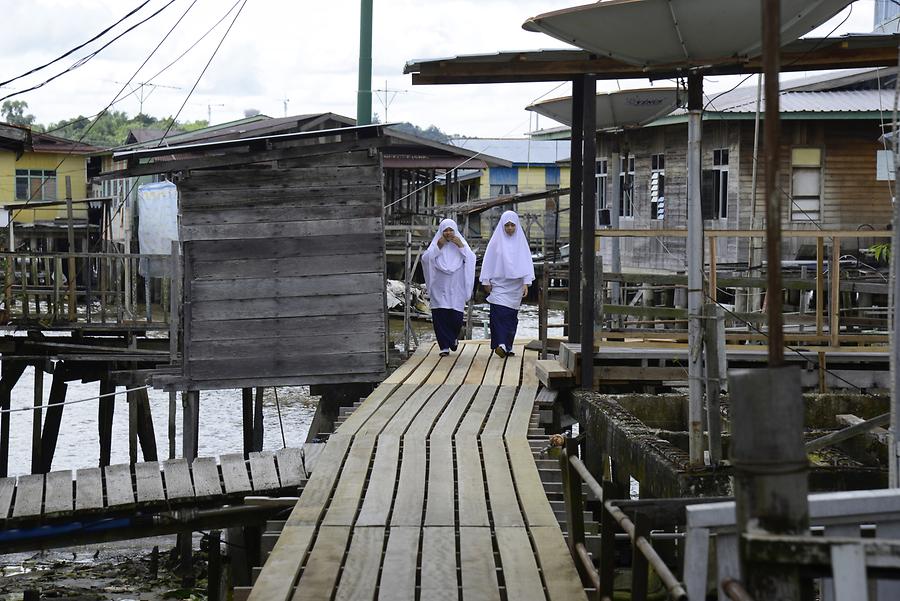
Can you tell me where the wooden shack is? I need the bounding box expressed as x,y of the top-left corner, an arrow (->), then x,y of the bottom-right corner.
105,125 -> 389,391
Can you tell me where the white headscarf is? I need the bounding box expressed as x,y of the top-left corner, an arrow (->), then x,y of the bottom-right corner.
480,210 -> 535,284
423,218 -> 476,303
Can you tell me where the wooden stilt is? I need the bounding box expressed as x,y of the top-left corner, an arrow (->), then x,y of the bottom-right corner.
98,378 -> 115,467
31,365 -> 43,474
207,530 -> 222,601
135,388 -> 158,461
40,362 -> 68,474
128,389 -> 138,465
0,360 -> 27,477
168,390 -> 176,460
242,388 -> 253,459
253,387 -> 264,452
182,390 -> 199,462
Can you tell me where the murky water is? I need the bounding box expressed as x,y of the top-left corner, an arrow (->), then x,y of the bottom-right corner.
6,304 -> 563,477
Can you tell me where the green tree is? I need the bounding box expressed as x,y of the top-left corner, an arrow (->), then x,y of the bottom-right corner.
1,100 -> 37,126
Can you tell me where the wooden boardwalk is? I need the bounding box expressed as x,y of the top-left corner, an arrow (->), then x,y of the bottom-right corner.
249,340 -> 587,601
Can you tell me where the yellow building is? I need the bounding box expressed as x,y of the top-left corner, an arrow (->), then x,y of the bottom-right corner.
0,123 -> 98,249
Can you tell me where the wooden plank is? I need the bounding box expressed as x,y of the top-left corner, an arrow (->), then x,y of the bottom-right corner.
481,437 -> 524,527
11,474 -> 44,518
456,436 -> 489,527
189,233 -> 380,262
390,438 -> 427,527
443,342 -> 479,386
431,384 -> 479,438
406,385 -> 459,440
184,185 -> 383,210
377,526 -> 420,601
219,453 -> 252,494
380,383 -> 440,438
482,387 -> 518,437
495,527 -> 546,601
274,447 -> 306,487
301,443 -> 325,473
421,527 -> 459,601
358,381 -> 437,438
335,527 -> 385,601
134,462 -> 166,503
181,202 -> 382,226
12,474 -> 44,518
246,525 -> 316,601
191,457 -> 223,498
182,217 -> 382,241
531,526 -> 590,601
249,451 -> 280,491
191,336 -> 387,363
104,464 -> 135,507
285,434 -> 352,526
463,344 -> 493,385
322,436 -> 377,526
506,439 -> 558,527
459,527 -> 502,601
500,345 -> 525,386
481,348 -> 507,386
356,435 -> 401,526
292,525 -> 351,600
384,343 -> 435,385
191,252 -> 382,282
456,385 -> 497,438
425,346 -> 461,385
506,385 -> 540,440
161,459 -> 195,500
43,470 -> 73,515
188,351 -> 385,381
425,436 -> 455,526
0,476 -> 15,519
190,292 -> 385,322
830,544 -> 868,601
521,349 -> 540,388
191,273 -> 384,303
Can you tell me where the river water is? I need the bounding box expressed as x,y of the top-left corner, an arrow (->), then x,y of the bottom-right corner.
6,304 -> 564,477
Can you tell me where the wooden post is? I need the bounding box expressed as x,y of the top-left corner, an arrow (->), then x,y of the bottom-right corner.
40,362 -> 68,474
168,391 -> 177,460
831,237 -> 840,347
169,241 -> 180,460
703,304 -> 723,464
53,256 -> 61,321
404,229 -> 411,357
135,388 -> 158,462
631,513 -> 651,601
595,257 -> 604,347
98,378 -> 115,467
183,390 -> 200,462
539,262 -> 549,359
4,248 -> 12,318
599,481 -> 617,601
128,389 -> 138,465
560,438 -> 587,584
581,73 -> 597,390
31,365 -> 43,474
253,387 -> 264,452
207,529 -> 222,601
709,235 -> 718,303
569,76 -> 584,344
66,177 -> 76,322
0,360 -> 26,477
242,388 -> 254,459
20,255 -> 28,319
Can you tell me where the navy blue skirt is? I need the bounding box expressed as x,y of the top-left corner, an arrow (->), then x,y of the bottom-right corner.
432,308 -> 464,351
489,303 -> 518,350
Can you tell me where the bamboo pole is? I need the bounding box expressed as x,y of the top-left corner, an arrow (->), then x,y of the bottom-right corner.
65,177 -> 76,322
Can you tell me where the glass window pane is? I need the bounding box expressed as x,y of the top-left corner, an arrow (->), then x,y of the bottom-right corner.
792,148 -> 821,167
43,176 -> 57,200
15,177 -> 27,200
792,168 -> 820,196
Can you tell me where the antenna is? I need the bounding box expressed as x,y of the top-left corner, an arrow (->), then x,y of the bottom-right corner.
281,97 -> 290,117
374,80 -> 407,123
207,103 -> 225,123
111,80 -> 182,115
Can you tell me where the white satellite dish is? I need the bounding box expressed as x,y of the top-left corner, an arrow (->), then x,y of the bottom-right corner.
527,87 -> 682,129
523,0 -> 853,66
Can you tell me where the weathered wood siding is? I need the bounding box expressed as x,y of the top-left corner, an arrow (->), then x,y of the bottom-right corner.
178,149 -> 387,390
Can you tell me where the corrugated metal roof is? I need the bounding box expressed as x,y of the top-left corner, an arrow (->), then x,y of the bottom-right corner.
708,89 -> 894,113
451,138 -> 570,164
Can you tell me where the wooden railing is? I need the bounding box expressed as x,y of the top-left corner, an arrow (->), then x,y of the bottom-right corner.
0,250 -> 174,329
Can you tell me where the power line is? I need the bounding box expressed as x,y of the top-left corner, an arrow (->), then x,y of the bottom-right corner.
0,0 -> 154,89
155,0 -> 249,147
0,0 -> 179,104
8,0 -> 200,225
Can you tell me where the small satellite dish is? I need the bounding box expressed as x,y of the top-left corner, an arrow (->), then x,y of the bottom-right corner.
527,87 -> 682,130
523,0 -> 853,66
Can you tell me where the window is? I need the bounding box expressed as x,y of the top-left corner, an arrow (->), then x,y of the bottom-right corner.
15,169 -> 57,201
791,148 -> 822,222
595,159 -> 608,210
713,148 -> 729,219
545,166 -> 560,191
619,156 -> 635,218
489,167 -> 518,197
650,153 -> 665,220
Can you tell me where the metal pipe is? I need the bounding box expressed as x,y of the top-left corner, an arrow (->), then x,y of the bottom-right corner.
722,578 -> 756,601
763,0 -> 784,364
574,542 -> 600,589
356,0 -> 373,125
569,455 -> 604,500
569,77 -> 584,343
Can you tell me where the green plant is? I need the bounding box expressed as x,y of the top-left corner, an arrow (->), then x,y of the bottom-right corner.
871,242 -> 892,262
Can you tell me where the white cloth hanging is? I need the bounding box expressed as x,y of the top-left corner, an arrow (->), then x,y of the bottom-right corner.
421,218 -> 476,312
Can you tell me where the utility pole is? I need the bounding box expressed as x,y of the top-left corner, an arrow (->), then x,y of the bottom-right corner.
686,71 -> 704,467
357,0 -> 373,125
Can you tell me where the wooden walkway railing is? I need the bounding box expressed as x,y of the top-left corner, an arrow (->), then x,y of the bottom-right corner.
248,341 -> 587,600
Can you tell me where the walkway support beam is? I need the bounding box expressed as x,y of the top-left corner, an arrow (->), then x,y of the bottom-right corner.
686,72 -> 704,466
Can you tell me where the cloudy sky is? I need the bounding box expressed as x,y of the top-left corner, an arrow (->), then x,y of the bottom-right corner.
0,0 -> 879,138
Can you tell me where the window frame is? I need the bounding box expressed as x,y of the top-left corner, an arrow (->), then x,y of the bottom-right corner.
649,153 -> 665,220
619,155 -> 635,219
789,146 -> 823,223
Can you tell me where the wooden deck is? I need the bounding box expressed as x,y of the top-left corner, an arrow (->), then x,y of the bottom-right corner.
0,444 -> 324,528
248,340 -> 587,601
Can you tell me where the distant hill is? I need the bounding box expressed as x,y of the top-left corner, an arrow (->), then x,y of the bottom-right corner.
388,121 -> 462,144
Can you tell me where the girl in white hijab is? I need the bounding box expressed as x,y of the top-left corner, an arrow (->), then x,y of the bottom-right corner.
480,210 -> 535,357
421,218 -> 477,356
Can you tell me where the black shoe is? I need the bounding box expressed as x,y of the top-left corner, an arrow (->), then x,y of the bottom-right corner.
439,349 -> 450,357
493,345 -> 507,358
450,341 -> 458,352
507,350 -> 516,356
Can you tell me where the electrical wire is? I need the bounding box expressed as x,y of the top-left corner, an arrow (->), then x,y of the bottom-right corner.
0,385 -> 151,414
0,0 -> 178,103
0,0 -> 154,89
